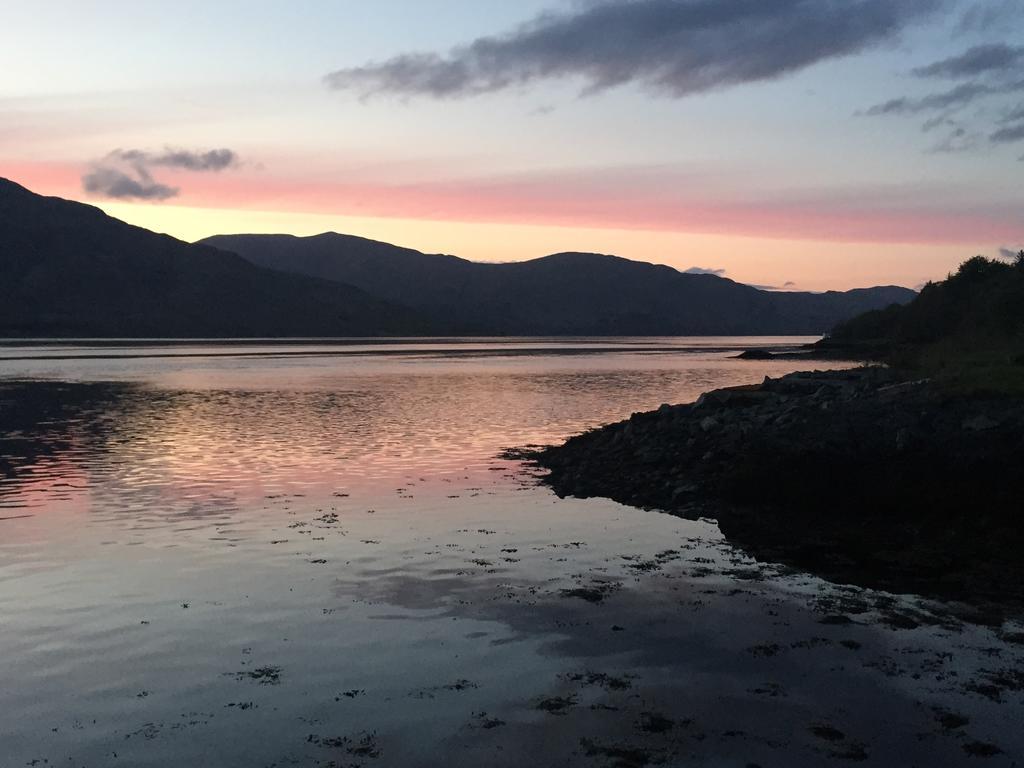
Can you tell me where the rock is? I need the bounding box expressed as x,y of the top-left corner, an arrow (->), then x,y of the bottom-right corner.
697,386 -> 774,409
531,366 -> 1024,612
737,349 -> 775,360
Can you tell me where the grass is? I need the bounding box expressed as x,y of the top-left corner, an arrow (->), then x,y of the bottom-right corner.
891,338 -> 1024,396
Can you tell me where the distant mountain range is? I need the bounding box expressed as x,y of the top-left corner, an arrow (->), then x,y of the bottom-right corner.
201,234 -> 915,336
1,177 -> 916,338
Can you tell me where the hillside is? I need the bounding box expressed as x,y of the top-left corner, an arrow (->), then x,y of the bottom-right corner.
0,177 -> 918,339
826,254 -> 1024,386
0,179 -> 428,337
201,232 -> 917,336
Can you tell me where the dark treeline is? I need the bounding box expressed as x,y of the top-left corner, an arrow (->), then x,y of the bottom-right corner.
825,252 -> 1024,386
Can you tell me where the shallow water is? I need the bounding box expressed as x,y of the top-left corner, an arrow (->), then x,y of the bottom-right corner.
1,338 -> 1021,767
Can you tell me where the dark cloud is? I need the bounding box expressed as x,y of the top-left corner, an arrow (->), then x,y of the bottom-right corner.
990,120 -> 1024,143
82,166 -> 178,201
326,0 -> 941,100
111,148 -> 239,172
684,266 -> 726,277
912,43 -> 1024,79
864,82 -> 997,115
81,147 -> 240,201
998,246 -> 1019,259
864,35 -> 1024,154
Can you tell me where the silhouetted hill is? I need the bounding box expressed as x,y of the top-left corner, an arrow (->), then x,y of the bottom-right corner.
826,254 -> 1024,384
0,178 -> 917,339
833,255 -> 1024,346
202,232 -> 917,335
0,179 -> 428,337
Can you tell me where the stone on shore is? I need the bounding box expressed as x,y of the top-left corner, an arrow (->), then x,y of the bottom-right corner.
531,367 -> 1024,615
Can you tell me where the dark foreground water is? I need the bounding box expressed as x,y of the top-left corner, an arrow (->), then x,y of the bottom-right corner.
1,338 -> 1021,767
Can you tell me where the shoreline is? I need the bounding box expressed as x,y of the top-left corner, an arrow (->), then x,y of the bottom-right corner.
528,366 -> 1024,620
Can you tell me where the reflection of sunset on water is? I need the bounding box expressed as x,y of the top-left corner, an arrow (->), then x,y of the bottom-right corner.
1,339 -> 815,517
3,340 -> 1022,767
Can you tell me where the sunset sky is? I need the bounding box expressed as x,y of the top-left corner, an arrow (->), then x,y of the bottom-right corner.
3,0 -> 1023,291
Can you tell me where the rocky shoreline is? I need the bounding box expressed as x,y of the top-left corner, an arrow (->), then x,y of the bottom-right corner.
530,368 -> 1024,618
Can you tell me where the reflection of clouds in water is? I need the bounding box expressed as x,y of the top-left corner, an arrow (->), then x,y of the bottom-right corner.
1,440 -> 1022,765
335,533 -> 1024,766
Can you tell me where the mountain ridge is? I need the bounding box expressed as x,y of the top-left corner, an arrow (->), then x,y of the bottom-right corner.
0,178 -> 430,337
0,177 -> 917,338
201,231 -> 917,336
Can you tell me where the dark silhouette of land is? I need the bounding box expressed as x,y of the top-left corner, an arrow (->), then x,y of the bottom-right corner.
534,368 -> 1024,616
533,258 -> 1024,615
0,177 -> 917,338
203,232 -> 916,336
0,178 -> 429,337
823,253 -> 1024,391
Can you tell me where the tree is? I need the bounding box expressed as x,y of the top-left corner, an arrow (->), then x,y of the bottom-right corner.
1016,250 -> 1024,268
955,255 -> 999,282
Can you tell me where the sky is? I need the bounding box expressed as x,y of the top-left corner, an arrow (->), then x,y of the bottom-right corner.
2,0 -> 1023,291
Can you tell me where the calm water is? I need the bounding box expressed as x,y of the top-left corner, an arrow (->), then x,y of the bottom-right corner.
1,338 -> 1021,767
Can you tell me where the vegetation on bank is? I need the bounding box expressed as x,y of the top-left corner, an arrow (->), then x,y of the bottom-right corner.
825,252 -> 1024,392
827,253 -> 1024,387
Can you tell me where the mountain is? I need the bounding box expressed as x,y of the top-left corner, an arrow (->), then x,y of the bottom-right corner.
200,232 -> 918,335
0,177 -> 917,339
0,179 -> 428,337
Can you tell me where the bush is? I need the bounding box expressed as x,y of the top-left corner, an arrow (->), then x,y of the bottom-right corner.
829,256 -> 1024,371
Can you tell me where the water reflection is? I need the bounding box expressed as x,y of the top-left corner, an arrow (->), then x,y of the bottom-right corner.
1,339 -> 1021,767
1,340 -> 815,516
